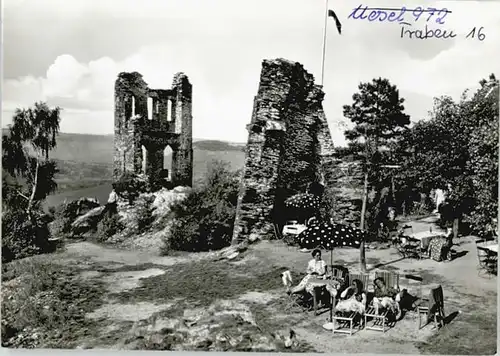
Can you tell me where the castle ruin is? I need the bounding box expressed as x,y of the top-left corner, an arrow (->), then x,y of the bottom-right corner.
113,72 -> 193,187
231,58 -> 342,244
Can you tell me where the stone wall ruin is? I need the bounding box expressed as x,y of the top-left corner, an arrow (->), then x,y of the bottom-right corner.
113,71 -> 193,187
231,58 -> 340,244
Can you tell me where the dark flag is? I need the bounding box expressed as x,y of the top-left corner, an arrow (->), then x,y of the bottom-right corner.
328,9 -> 342,35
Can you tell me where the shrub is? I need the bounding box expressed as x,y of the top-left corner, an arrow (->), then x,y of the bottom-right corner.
50,198 -> 100,238
163,160 -> 239,253
148,172 -> 174,192
2,209 -> 53,263
113,172 -> 149,204
96,213 -> 124,241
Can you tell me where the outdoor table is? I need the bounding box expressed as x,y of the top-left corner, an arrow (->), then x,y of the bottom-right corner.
305,277 -> 343,316
409,231 -> 444,250
282,224 -> 307,236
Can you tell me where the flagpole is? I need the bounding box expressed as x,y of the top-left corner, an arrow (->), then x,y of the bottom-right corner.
320,0 -> 329,86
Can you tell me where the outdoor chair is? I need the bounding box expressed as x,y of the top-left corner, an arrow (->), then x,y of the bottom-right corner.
327,265 -> 350,311
346,273 -> 371,292
364,271 -> 400,333
417,284 -> 446,330
375,270 -> 401,290
475,240 -> 498,277
329,265 -> 349,288
331,273 -> 369,335
395,236 -> 426,259
281,270 -> 312,312
400,274 -> 424,314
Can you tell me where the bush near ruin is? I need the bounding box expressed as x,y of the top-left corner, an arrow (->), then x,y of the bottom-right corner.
50,198 -> 101,238
112,172 -> 150,205
2,209 -> 54,263
163,160 -> 239,253
96,213 -> 125,242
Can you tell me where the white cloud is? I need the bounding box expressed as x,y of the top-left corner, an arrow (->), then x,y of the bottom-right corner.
43,54 -> 89,98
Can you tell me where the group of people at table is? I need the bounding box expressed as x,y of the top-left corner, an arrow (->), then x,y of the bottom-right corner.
285,249 -> 405,321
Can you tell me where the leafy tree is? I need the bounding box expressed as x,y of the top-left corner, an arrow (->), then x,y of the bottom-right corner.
343,78 -> 411,271
394,74 -> 498,237
2,102 -> 61,215
459,76 -> 498,236
2,102 -> 61,262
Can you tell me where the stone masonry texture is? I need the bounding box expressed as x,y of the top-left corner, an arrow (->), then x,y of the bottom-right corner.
113,71 -> 193,187
231,58 -> 354,244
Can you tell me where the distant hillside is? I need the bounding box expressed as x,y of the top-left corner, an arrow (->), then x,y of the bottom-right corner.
2,130 -> 245,164
193,140 -> 245,152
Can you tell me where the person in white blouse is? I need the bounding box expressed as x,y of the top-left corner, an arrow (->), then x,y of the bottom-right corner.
289,249 -> 326,294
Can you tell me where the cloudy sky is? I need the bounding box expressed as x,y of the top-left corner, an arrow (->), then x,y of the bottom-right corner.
3,0 -> 500,146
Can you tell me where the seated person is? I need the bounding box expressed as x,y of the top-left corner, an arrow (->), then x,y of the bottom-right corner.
372,277 -> 404,319
289,249 -> 326,294
334,279 -> 367,316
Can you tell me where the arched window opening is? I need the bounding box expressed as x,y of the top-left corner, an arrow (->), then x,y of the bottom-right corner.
163,146 -> 173,180
167,99 -> 173,122
141,145 -> 148,174
147,97 -> 153,121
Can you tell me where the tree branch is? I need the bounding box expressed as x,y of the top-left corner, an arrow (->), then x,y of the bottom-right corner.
27,156 -> 40,217
15,189 -> 30,201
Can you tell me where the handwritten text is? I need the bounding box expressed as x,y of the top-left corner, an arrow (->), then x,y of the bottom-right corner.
348,5 -> 452,25
399,22 -> 456,39
466,27 -> 486,41
400,23 -> 486,41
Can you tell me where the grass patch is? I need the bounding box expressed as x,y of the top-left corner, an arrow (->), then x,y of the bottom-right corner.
96,263 -> 166,273
110,258 -> 283,306
1,257 -> 106,348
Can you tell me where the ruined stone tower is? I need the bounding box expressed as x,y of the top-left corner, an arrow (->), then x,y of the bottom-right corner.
113,71 -> 193,187
231,59 -> 338,244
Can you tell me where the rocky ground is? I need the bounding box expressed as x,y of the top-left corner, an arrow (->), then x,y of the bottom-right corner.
1,216 -> 497,354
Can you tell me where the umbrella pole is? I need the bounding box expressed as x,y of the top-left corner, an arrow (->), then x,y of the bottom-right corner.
330,298 -> 334,322
330,249 -> 334,322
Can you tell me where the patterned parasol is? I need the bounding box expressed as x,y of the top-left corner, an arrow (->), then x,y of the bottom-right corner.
284,193 -> 322,222
285,193 -> 322,210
